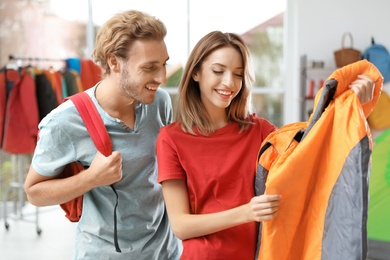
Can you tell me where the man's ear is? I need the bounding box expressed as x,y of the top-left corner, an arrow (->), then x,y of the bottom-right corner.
108,54 -> 121,73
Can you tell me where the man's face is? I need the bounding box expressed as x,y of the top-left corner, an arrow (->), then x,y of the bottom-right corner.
119,39 -> 169,104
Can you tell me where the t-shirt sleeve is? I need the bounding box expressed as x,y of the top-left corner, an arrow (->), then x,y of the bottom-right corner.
156,126 -> 186,183
155,88 -> 173,126
260,118 -> 277,140
32,114 -> 77,177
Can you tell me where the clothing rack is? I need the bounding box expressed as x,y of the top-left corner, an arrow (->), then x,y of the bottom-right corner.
1,153 -> 41,235
1,54 -> 92,235
8,55 -> 65,62
1,58 -> 47,234
7,55 -> 66,71
1,56 -> 101,236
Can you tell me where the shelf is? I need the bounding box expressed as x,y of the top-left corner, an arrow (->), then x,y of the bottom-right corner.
300,55 -> 335,121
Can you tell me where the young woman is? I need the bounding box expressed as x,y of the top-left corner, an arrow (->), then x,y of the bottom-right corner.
156,31 -> 375,259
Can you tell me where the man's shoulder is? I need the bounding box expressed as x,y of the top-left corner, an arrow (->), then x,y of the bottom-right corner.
151,87 -> 172,114
38,99 -> 80,129
155,87 -> 171,102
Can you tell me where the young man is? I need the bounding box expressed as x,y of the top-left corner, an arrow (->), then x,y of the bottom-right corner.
24,10 -> 181,259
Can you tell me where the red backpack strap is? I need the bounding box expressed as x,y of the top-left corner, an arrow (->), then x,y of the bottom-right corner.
66,92 -> 121,253
67,92 -> 112,156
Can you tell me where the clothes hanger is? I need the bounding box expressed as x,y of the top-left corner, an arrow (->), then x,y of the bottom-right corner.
5,55 -> 21,70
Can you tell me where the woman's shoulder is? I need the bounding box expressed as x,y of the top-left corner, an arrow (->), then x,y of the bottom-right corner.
248,113 -> 275,126
157,121 -> 185,145
246,113 -> 278,136
160,121 -> 182,133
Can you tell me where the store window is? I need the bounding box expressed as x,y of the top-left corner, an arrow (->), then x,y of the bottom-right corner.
0,0 -> 285,128
163,12 -> 285,127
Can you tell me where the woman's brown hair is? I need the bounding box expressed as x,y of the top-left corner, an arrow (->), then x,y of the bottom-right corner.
176,31 -> 255,135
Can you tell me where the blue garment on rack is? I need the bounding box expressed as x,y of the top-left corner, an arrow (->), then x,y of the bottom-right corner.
66,58 -> 81,75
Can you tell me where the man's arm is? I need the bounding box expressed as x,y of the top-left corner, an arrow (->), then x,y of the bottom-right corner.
24,151 -> 123,206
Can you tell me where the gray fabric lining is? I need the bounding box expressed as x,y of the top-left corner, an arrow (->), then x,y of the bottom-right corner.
322,135 -> 370,259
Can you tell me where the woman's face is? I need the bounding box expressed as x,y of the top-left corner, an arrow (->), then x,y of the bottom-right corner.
192,46 -> 244,113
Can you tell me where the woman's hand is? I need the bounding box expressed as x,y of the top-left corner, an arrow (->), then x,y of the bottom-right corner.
247,194 -> 282,222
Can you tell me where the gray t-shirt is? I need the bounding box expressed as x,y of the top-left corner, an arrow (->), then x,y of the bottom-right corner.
32,85 -> 181,259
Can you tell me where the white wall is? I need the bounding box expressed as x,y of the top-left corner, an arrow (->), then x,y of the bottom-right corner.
284,0 -> 390,124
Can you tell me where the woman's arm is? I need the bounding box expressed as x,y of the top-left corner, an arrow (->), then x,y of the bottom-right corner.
162,179 -> 281,241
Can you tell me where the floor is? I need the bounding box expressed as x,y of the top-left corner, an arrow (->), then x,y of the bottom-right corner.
0,204 -> 383,260
0,203 -> 76,260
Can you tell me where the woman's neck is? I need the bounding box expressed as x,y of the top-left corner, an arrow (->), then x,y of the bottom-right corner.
207,108 -> 229,129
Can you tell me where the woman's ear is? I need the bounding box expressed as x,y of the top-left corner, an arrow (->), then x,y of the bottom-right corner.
192,71 -> 199,82
108,54 -> 121,73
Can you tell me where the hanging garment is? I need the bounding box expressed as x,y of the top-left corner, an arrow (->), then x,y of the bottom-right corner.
2,68 -> 40,154
80,59 -> 102,91
60,70 -> 69,98
43,69 -> 63,105
3,68 -> 20,97
62,69 -> 79,97
255,60 -> 383,260
66,57 -> 81,75
70,70 -> 84,93
0,68 -> 21,147
0,69 -> 7,147
35,69 -> 58,120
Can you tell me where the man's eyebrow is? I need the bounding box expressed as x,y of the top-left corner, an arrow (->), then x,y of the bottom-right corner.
143,57 -> 170,65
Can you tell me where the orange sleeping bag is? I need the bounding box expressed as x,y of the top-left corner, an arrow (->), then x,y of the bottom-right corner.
255,60 -> 383,260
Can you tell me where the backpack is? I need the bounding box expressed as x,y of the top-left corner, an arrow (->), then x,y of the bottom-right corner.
59,91 -> 121,252
362,37 -> 390,83
367,90 -> 390,130
255,60 -> 383,260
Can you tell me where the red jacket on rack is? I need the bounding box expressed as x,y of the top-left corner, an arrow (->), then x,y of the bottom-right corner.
0,68 -> 20,148
0,70 -> 6,147
2,68 -> 39,154
80,59 -> 102,91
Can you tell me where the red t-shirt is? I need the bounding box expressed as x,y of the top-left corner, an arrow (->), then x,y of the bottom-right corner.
157,114 -> 277,259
